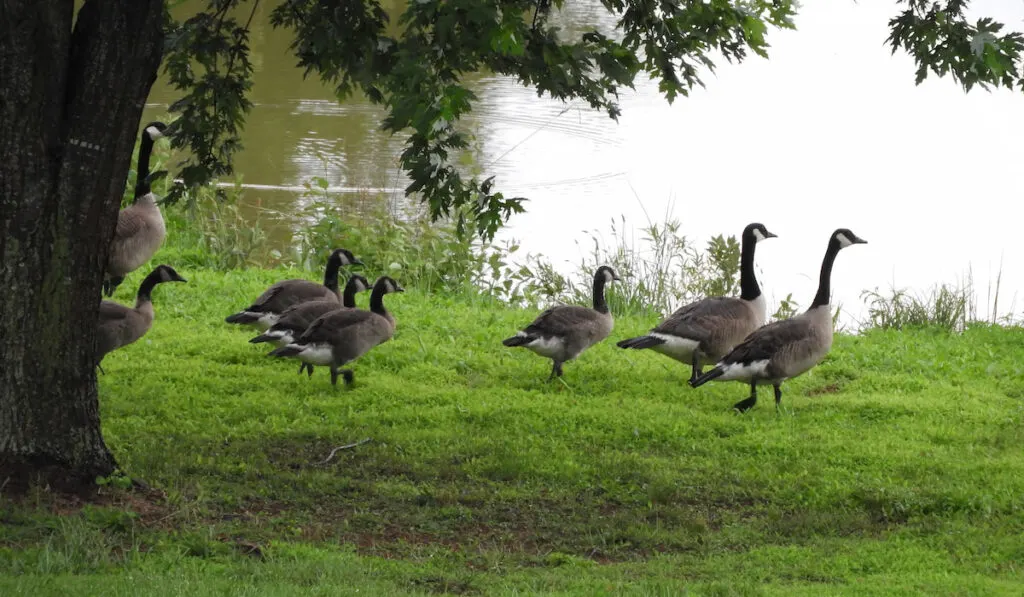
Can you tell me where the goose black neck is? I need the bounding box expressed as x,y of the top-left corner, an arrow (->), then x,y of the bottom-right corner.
369,282 -> 388,315
342,280 -> 359,308
136,270 -> 162,304
323,257 -> 341,294
811,240 -> 841,308
592,274 -> 609,314
134,134 -> 155,200
739,234 -> 761,301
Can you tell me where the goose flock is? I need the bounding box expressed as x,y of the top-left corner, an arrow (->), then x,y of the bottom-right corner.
96,122 -> 868,411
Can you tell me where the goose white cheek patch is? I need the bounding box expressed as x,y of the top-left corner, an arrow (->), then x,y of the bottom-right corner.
753,229 -> 766,242
836,233 -> 853,248
145,126 -> 164,139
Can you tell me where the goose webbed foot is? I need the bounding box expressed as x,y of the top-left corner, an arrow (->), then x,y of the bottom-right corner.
733,384 -> 758,413
773,384 -> 783,410
298,363 -> 315,377
547,361 -> 564,381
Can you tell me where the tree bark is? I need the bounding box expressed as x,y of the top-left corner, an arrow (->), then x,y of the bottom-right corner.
0,0 -> 164,490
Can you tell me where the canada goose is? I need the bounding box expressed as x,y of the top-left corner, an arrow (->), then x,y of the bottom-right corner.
96,264 -> 187,369
250,274 -> 371,376
224,248 -> 363,330
617,223 -> 777,384
502,265 -> 620,380
689,228 -> 867,412
267,276 -> 404,386
104,121 -> 168,297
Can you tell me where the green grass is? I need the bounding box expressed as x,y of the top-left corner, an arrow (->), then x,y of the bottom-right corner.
3,264 -> 1024,596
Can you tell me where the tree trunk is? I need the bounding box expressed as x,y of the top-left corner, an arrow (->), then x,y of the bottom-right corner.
0,0 -> 164,491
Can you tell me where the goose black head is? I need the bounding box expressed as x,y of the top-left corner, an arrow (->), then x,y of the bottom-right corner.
743,222 -> 778,244
154,264 -> 187,284
595,265 -> 621,284
329,248 -> 363,267
832,228 -> 868,249
376,276 -> 405,294
144,169 -> 168,185
143,121 -> 167,141
347,274 -> 371,293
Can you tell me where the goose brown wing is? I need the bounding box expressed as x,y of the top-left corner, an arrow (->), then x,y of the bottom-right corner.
720,317 -> 813,365
248,280 -> 335,313
96,301 -> 134,358
113,207 -> 148,241
655,297 -> 749,341
273,300 -> 341,333
98,300 -> 131,322
297,309 -> 375,343
522,305 -> 600,338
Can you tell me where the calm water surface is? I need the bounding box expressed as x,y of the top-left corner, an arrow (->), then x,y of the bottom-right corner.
145,0 -> 1024,324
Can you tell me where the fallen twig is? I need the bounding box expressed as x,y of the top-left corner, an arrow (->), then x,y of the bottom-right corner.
319,438 -> 372,465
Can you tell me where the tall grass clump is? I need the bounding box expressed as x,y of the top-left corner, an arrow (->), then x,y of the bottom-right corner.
161,181 -> 274,271
518,214 -> 796,319
861,267 -> 1017,332
288,176 -> 535,300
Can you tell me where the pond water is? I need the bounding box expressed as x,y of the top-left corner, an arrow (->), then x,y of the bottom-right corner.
145,0 -> 1024,325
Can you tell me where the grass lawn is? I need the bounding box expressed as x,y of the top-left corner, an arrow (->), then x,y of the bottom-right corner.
2,264 -> 1024,596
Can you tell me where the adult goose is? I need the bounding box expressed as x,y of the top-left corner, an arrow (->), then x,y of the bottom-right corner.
225,248 -> 363,330
267,276 -> 404,386
617,223 -> 777,384
250,274 -> 371,376
96,264 -> 187,370
502,265 -> 620,380
689,228 -> 867,412
104,121 -> 168,297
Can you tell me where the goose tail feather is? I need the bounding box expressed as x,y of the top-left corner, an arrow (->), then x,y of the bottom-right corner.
268,345 -> 302,358
616,335 -> 664,350
690,366 -> 724,388
225,312 -> 260,324
502,334 -> 533,347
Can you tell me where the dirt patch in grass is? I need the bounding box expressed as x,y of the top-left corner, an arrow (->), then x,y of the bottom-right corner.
3,483 -> 174,525
806,383 -> 842,396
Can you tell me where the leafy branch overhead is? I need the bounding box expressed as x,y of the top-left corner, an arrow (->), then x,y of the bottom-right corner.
163,0 -> 1023,239
888,0 -> 1024,91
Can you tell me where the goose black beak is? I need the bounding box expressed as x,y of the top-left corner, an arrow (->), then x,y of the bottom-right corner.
765,231 -> 778,239
351,258 -> 364,266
